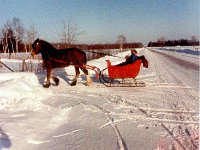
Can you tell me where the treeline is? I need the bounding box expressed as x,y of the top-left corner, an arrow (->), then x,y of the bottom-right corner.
148,38 -> 199,47
54,42 -> 143,50
0,42 -> 143,53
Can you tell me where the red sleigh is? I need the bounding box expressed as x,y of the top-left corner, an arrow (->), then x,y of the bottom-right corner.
99,59 -> 145,87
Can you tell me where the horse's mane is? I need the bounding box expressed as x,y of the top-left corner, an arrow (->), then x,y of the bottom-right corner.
40,39 -> 56,51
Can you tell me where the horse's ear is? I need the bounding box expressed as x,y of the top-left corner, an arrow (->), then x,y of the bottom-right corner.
33,38 -> 39,42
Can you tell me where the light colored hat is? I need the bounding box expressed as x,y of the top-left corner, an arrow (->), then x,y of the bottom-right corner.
131,49 -> 137,54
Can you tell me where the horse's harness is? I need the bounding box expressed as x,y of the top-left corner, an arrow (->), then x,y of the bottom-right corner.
48,57 -> 100,78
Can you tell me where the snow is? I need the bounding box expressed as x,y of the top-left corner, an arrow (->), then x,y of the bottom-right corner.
0,47 -> 199,150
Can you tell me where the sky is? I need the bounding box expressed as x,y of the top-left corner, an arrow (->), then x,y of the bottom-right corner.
0,0 -> 199,45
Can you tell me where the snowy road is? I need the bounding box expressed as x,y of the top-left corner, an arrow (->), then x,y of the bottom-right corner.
0,48 -> 199,150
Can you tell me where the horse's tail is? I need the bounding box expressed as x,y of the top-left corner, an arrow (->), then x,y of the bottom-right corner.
75,48 -> 87,65
82,49 -> 87,65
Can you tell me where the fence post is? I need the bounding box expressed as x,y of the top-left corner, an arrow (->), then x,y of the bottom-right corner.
22,59 -> 28,72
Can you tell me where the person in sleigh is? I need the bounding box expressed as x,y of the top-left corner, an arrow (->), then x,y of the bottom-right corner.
116,49 -> 149,68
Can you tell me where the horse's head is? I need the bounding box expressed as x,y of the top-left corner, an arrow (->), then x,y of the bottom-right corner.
31,38 -> 42,56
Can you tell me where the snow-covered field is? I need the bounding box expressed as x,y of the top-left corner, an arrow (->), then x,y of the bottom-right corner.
0,47 -> 199,150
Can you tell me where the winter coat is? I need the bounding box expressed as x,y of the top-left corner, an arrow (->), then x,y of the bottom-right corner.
126,54 -> 139,63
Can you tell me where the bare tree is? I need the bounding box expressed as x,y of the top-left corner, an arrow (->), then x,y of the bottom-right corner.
0,18 -> 24,56
12,17 -> 24,53
60,21 -> 84,48
1,21 -> 15,57
116,35 -> 127,52
25,24 -> 38,52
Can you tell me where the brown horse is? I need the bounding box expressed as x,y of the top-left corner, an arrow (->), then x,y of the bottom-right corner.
31,38 -> 92,88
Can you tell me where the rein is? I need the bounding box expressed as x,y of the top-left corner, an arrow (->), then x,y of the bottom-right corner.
48,57 -> 68,64
85,50 -> 124,58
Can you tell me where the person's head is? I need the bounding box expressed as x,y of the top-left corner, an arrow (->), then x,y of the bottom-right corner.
131,49 -> 137,54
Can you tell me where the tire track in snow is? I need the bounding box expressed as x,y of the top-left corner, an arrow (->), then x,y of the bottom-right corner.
162,90 -> 198,150
81,102 -> 128,150
148,49 -> 199,70
114,96 -> 197,149
148,50 -> 199,149
45,94 -> 128,150
104,94 -> 198,125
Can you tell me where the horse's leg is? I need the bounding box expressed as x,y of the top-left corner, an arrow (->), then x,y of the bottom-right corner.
71,67 -> 80,86
44,68 -> 52,88
51,76 -> 59,86
81,68 -> 92,86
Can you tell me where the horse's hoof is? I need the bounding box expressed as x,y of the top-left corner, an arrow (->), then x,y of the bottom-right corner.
70,83 -> 76,86
55,80 -> 59,86
53,78 -> 59,86
43,84 -> 50,88
70,81 -> 77,86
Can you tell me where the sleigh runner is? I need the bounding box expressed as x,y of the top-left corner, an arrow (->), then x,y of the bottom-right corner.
99,59 -> 145,87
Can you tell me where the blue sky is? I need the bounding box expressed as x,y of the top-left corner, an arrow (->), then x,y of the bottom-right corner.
0,0 -> 199,45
